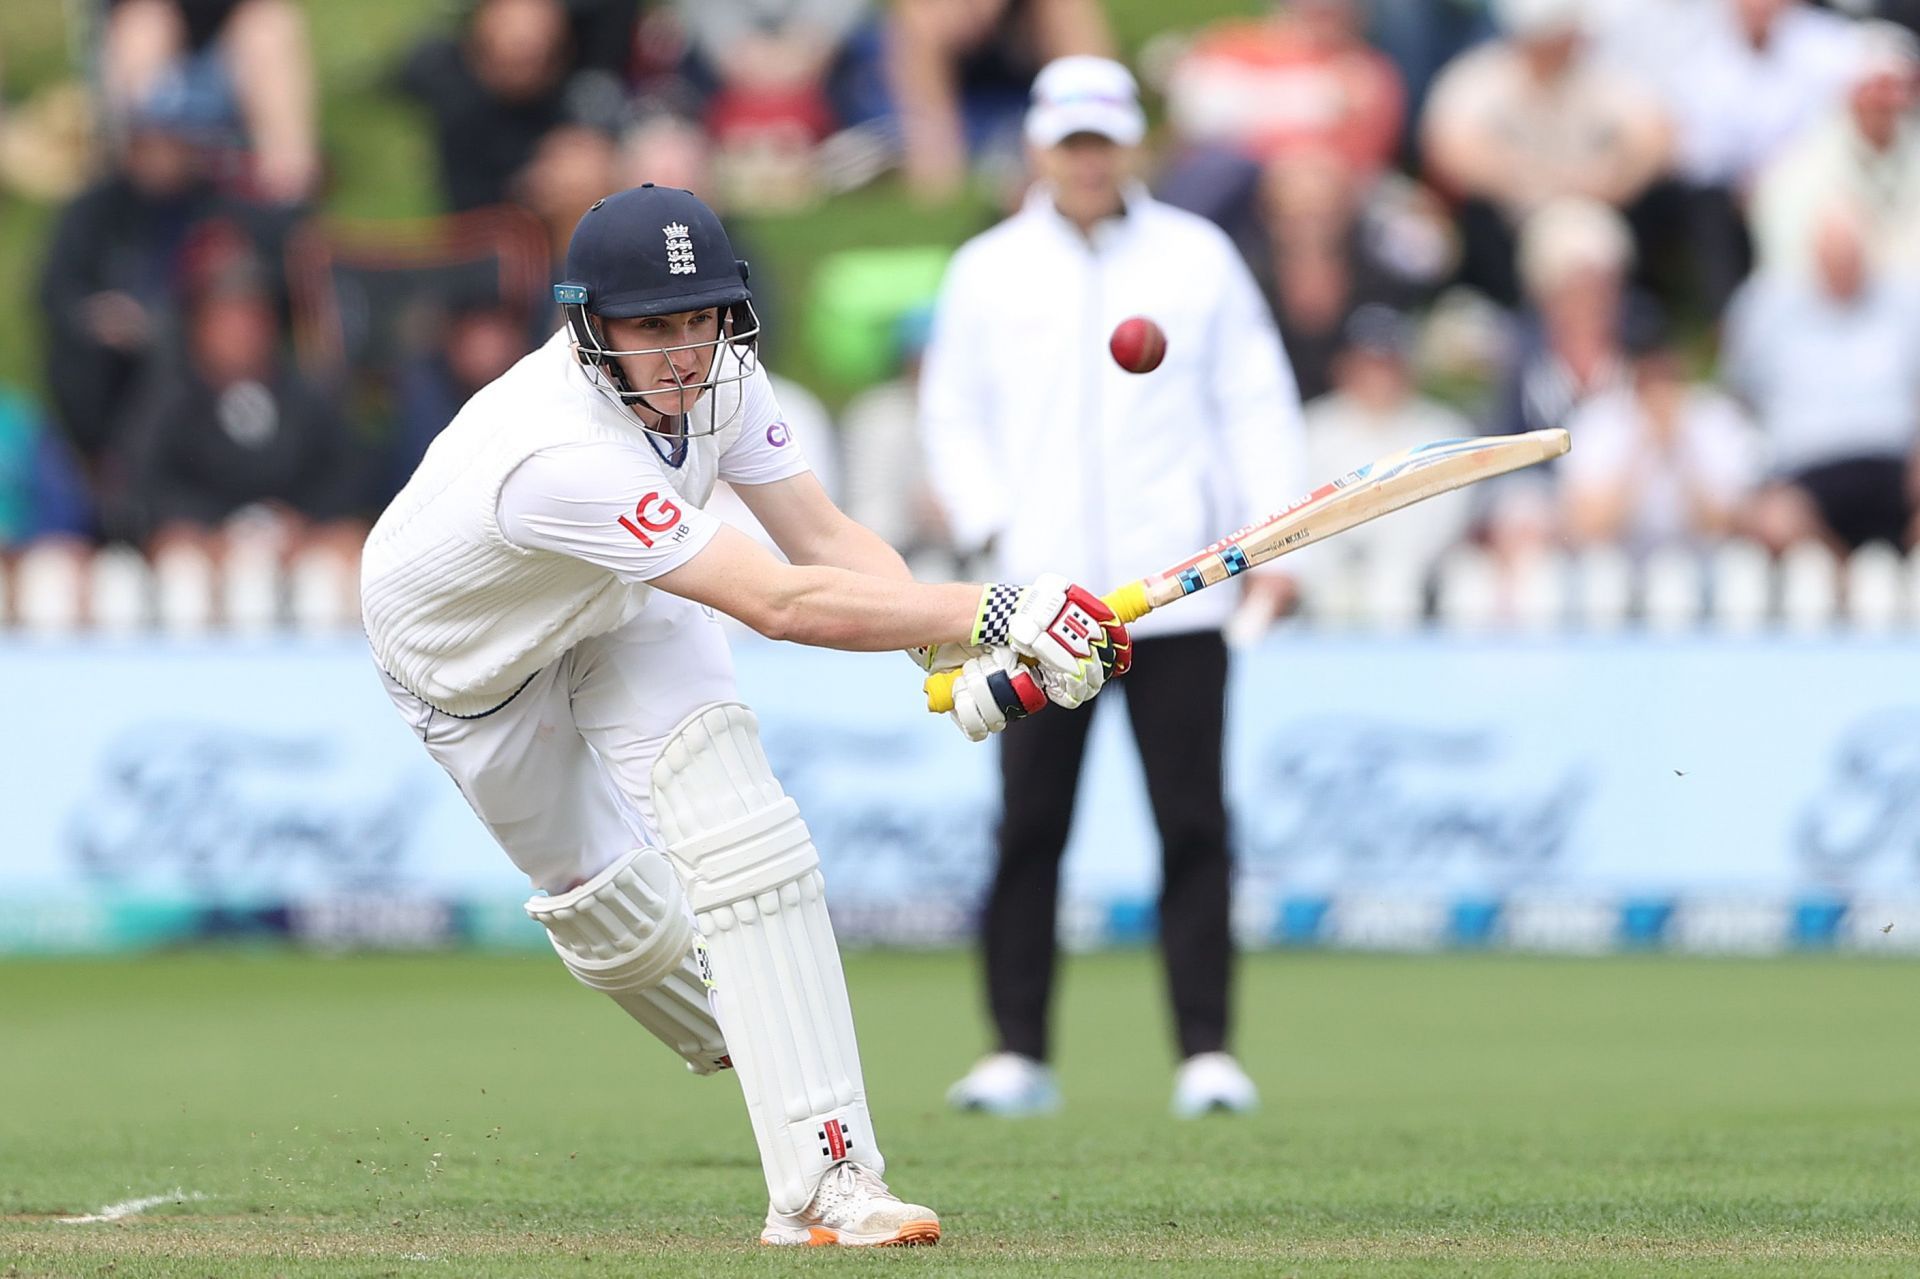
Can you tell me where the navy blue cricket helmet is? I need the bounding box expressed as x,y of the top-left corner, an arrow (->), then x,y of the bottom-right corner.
554,183 -> 761,432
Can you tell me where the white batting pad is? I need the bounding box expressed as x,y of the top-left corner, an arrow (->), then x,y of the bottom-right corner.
524,845 -> 731,1075
652,702 -> 878,1214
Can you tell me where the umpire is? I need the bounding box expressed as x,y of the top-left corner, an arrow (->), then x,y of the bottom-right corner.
920,55 -> 1306,1117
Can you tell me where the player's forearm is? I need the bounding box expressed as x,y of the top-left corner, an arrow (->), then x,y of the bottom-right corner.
653,522 -> 976,650
764,568 -> 980,651
800,517 -> 914,583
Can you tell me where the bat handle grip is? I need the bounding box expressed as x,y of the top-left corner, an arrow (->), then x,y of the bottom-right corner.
1104,581 -> 1153,624
924,669 -> 962,714
922,582 -> 1152,714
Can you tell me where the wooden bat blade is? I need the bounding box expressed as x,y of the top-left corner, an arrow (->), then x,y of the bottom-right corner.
925,428 -> 1568,713
1133,428 -> 1568,612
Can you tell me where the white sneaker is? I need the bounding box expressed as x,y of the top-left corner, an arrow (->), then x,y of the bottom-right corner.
1171,1051 -> 1259,1117
945,1052 -> 1061,1116
759,1160 -> 940,1247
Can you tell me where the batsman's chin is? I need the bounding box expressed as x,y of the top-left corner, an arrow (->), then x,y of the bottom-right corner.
635,386 -> 708,417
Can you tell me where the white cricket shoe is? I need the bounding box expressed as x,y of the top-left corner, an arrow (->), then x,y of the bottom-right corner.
759,1160 -> 940,1247
945,1052 -> 1062,1116
1171,1051 -> 1259,1117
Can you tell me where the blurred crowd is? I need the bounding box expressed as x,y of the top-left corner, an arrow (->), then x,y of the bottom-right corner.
5,0 -> 1920,625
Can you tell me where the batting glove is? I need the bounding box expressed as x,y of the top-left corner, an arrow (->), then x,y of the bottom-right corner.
945,647 -> 1050,741
906,641 -> 982,674
973,574 -> 1132,710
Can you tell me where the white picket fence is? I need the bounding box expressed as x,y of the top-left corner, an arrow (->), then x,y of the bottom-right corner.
1247,538 -> 1918,635
1,541 -> 360,635
3,538 -> 1919,635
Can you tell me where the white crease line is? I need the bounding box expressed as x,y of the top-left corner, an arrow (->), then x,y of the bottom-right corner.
59,1189 -> 205,1224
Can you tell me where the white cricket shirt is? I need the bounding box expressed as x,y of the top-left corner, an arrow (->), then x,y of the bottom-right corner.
361,330 -> 808,715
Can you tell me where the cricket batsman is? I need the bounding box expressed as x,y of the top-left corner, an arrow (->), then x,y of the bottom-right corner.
359,183 -> 1131,1246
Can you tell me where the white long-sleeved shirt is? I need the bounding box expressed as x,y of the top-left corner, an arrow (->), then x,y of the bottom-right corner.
919,184 -> 1307,638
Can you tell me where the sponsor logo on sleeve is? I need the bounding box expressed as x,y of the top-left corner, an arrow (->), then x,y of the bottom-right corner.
766,420 -> 790,447
618,491 -> 687,547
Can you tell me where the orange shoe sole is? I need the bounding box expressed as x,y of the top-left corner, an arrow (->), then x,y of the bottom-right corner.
771,1220 -> 942,1247
887,1221 -> 941,1246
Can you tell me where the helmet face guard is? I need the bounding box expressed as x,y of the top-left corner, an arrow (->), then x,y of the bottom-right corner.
557,284 -> 761,438
555,184 -> 763,439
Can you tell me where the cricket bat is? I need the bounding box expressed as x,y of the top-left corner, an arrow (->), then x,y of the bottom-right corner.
926,427 -> 1570,713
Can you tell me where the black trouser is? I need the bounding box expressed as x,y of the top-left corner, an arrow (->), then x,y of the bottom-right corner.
984,630 -> 1232,1063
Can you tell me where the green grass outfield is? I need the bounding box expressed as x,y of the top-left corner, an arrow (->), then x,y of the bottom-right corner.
3,950 -> 1918,1277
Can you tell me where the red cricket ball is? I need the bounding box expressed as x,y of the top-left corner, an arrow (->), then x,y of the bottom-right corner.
1109,315 -> 1168,374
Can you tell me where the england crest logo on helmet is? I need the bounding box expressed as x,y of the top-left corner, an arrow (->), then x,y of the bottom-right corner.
664,222 -> 696,275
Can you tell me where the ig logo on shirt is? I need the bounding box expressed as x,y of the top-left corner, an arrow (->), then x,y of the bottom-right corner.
618,491 -> 685,547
